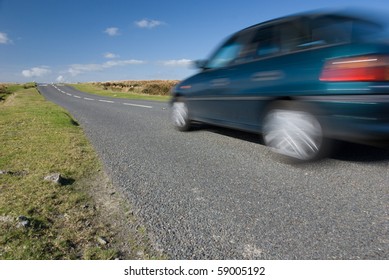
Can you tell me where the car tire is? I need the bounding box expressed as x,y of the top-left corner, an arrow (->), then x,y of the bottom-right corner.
262,101 -> 331,161
171,100 -> 191,131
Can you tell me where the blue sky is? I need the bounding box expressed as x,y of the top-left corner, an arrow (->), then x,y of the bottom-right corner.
1,0 -> 389,83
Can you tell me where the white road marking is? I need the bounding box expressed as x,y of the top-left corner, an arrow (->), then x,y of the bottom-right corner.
53,87 -> 153,110
98,99 -> 114,103
123,102 -> 152,109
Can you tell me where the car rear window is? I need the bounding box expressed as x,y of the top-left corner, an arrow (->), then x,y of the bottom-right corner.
311,15 -> 383,45
311,16 -> 353,45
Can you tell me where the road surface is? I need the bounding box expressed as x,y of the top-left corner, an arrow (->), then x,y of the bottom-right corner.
38,84 -> 389,259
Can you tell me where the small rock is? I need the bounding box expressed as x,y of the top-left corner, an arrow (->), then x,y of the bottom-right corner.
17,216 -> 30,228
136,251 -> 144,257
44,173 -> 64,185
0,170 -> 12,175
97,236 -> 108,245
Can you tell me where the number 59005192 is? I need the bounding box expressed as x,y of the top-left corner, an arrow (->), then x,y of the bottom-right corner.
217,266 -> 265,276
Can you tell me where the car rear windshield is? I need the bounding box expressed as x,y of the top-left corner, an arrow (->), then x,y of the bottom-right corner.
311,15 -> 383,44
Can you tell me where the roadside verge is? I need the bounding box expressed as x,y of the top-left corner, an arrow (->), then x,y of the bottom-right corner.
70,82 -> 171,102
0,86 -> 163,259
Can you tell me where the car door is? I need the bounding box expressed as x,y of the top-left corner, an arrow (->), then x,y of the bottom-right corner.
218,24 -> 284,131
197,24 -> 288,131
189,24 -> 292,132
223,18 -> 319,131
186,30 -> 255,125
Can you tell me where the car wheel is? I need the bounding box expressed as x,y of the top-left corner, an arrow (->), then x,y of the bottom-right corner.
263,102 -> 329,161
171,100 -> 191,131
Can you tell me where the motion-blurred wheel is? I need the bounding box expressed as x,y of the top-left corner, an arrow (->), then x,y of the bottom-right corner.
171,101 -> 191,131
263,102 -> 329,161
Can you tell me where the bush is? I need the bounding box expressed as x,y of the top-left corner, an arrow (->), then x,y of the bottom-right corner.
0,85 -> 11,101
0,85 -> 9,94
23,82 -> 37,89
141,83 -> 170,95
93,80 -> 179,96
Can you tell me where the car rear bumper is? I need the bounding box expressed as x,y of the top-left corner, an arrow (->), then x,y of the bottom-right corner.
299,94 -> 389,144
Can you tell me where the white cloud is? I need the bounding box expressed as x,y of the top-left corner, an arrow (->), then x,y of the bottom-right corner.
104,27 -> 120,36
22,66 -> 51,78
103,60 -> 144,67
0,32 -> 11,44
68,59 -> 145,76
104,52 -> 119,59
160,59 -> 192,67
135,19 -> 164,29
56,75 -> 65,83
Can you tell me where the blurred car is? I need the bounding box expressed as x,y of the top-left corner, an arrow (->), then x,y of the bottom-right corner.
170,9 -> 389,161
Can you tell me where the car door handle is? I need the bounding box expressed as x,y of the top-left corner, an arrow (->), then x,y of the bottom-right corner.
210,78 -> 230,87
251,70 -> 284,81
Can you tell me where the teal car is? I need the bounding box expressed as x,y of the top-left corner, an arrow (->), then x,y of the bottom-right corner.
170,10 -> 389,161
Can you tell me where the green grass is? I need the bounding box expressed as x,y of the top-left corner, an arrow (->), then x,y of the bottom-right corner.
70,82 -> 173,102
0,85 -> 161,259
1,83 -> 36,102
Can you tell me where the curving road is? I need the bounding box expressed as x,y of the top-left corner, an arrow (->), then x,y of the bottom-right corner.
38,84 -> 389,259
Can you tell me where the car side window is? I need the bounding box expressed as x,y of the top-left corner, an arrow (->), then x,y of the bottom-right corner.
254,26 -> 280,57
206,31 -> 255,69
279,19 -> 312,52
206,42 -> 242,69
250,19 -> 313,57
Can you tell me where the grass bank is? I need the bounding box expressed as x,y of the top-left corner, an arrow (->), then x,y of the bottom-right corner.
70,80 -> 178,102
0,82 -> 35,101
0,85 -> 162,259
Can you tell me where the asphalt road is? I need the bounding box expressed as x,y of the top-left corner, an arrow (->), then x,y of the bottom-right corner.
38,84 -> 389,259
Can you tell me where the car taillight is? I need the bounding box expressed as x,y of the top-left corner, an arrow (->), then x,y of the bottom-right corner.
320,55 -> 389,82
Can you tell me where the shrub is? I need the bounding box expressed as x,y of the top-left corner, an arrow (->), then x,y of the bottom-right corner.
0,85 -> 11,101
93,80 -> 179,96
23,82 -> 36,89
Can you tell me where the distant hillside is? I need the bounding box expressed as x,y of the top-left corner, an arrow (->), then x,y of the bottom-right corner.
90,80 -> 179,96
